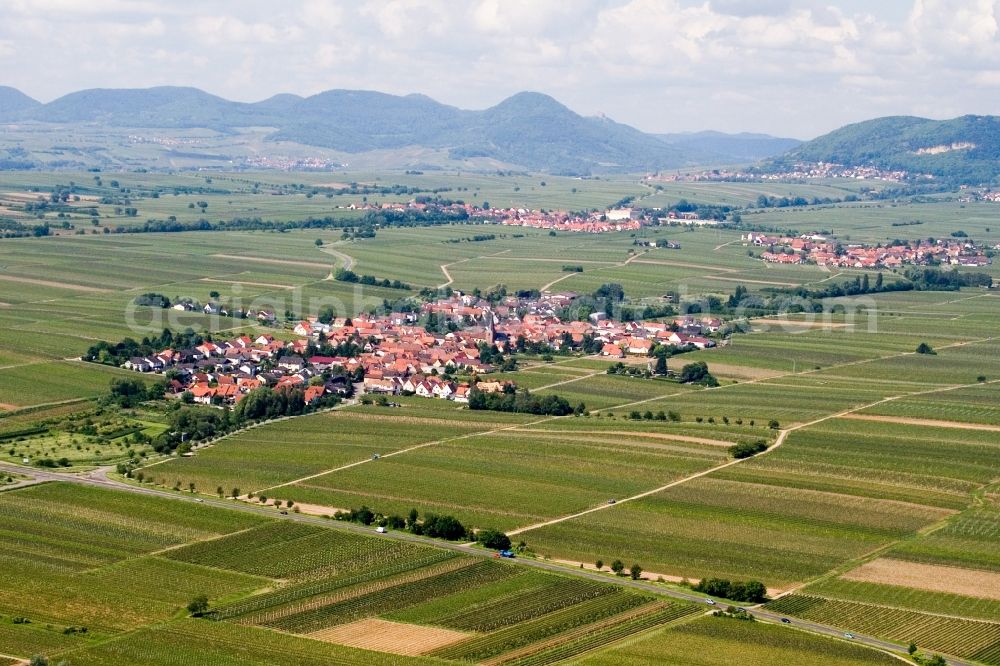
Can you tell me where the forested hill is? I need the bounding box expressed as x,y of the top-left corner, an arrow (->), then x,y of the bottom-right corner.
0,86 -> 695,173
770,115 -> 1000,184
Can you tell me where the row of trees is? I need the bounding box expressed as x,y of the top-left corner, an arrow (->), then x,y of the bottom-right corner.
333,268 -> 411,290
468,387 -> 578,416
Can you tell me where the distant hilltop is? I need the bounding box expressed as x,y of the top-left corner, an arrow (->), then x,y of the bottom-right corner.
763,115 -> 1000,185
2,85 -> 996,182
0,85 -> 796,174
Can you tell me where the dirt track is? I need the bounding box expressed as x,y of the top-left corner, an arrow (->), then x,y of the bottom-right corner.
211,253 -> 331,269
842,413 -> 1000,432
0,275 -> 108,292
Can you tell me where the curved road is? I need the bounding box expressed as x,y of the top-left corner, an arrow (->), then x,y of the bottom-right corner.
0,461 -> 972,666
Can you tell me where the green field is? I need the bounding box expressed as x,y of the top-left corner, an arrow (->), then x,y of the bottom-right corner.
2,170 -> 999,663
766,595 -> 1000,664
571,615 -> 902,666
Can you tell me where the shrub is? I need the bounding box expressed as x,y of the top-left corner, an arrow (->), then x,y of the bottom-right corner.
477,528 -> 512,551
728,440 -> 768,459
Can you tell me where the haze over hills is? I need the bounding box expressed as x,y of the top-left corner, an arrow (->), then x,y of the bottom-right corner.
3,86 -> 996,181
769,115 -> 1000,183
0,86 -> 794,173
656,131 -> 802,164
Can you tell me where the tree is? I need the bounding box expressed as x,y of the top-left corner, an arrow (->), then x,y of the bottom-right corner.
29,657 -> 48,666
653,353 -> 668,376
679,361 -> 717,386
231,487 -> 240,499
106,377 -> 148,408
916,342 -> 936,355
611,559 -> 625,575
315,238 -> 324,246
629,563 -> 643,580
595,559 -> 604,570
477,528 -> 512,550
742,581 -> 767,603
187,594 -> 209,616
216,486 -> 224,498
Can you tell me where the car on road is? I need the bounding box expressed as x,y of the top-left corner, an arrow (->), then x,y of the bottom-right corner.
705,599 -> 716,605
375,526 -> 386,534
607,498 -> 616,504
279,510 -> 288,515
194,498 -> 204,503
844,633 -> 854,639
780,618 -> 791,624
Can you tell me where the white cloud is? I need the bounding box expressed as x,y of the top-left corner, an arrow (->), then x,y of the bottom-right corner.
0,0 -> 999,136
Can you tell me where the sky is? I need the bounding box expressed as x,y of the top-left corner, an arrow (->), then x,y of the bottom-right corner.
0,0 -> 998,139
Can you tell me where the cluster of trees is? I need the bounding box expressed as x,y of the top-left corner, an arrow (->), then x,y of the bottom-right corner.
84,328 -> 206,366
661,199 -> 735,221
142,386 -> 340,455
334,506 -> 469,541
728,440 -> 768,459
445,233 -> 496,243
0,219 -> 51,238
693,577 -> 768,603
476,528 -> 512,551
905,267 -> 992,290
468,386 -> 578,416
679,361 -> 718,387
134,292 -> 171,308
104,377 -> 160,409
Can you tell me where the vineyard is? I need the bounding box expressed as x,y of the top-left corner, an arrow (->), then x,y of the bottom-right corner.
0,482 -> 264,571
766,595 -> 1000,664
264,560 -> 519,633
572,615 -> 904,665
164,521 -> 438,580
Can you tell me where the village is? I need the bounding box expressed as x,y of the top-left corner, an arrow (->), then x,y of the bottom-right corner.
647,162 -> 929,183
745,232 -> 992,268
122,292 -> 720,407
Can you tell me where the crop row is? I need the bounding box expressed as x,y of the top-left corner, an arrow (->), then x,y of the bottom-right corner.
265,559 -> 520,633
767,595 -> 1000,663
237,556 -> 478,627
507,602 -> 702,666
430,590 -> 652,662
166,521 -> 432,580
440,577 -> 617,632
207,548 -> 457,621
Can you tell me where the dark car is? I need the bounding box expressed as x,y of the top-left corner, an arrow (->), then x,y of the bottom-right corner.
780,618 -> 791,624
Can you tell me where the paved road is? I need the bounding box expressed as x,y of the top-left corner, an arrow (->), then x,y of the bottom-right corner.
0,461 -> 972,666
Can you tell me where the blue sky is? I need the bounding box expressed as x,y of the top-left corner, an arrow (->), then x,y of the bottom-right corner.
1,1 -> 998,138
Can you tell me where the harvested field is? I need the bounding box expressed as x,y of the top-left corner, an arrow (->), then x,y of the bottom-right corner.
513,428 -> 735,447
199,277 -> 297,289
307,618 -> 470,655
211,254 -> 331,269
0,275 -> 109,292
841,558 -> 1000,601
841,414 -> 1000,432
